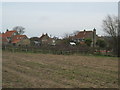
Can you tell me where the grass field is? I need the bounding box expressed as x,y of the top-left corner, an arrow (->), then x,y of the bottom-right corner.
2,51 -> 118,88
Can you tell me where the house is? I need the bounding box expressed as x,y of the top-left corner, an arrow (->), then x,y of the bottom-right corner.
39,33 -> 56,45
71,28 -> 97,47
30,37 -> 41,46
1,30 -> 30,46
11,35 -> 30,46
1,30 -> 18,45
0,34 -> 8,45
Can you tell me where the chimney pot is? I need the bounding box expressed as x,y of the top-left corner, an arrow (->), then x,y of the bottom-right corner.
93,28 -> 96,31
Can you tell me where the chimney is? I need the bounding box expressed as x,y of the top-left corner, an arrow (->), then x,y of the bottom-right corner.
6,29 -> 9,32
93,28 -> 96,47
93,28 -> 96,32
84,29 -> 86,35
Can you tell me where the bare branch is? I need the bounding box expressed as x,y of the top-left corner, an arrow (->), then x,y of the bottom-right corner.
13,26 -> 25,35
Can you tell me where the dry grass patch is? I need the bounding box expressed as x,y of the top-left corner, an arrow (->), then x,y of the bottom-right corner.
2,51 -> 118,88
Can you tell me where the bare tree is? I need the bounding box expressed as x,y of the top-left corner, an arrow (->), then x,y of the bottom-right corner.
63,33 -> 71,39
13,26 -> 25,35
102,15 -> 119,55
103,15 -> 118,38
73,30 -> 79,36
118,15 -> 120,57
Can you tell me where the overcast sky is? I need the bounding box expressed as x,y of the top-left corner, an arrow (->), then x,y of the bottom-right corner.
1,2 -> 118,38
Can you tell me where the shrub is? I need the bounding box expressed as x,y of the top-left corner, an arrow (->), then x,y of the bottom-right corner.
96,39 -> 106,48
85,38 -> 92,47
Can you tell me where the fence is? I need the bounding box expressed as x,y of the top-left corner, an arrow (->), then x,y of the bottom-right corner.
2,45 -> 115,56
2,45 -> 93,55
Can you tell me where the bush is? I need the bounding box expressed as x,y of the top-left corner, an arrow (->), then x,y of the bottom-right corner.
96,39 -> 106,48
85,38 -> 92,47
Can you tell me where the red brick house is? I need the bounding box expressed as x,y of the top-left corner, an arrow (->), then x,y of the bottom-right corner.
71,28 -> 97,47
1,30 -> 30,46
0,30 -> 18,45
0,34 -> 8,45
11,35 -> 30,46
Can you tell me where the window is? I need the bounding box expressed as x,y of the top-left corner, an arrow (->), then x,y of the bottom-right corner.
13,33 -> 17,35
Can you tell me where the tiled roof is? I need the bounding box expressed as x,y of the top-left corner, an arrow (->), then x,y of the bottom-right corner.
40,34 -> 45,39
40,34 -> 48,39
4,30 -> 17,37
12,40 -> 21,43
1,30 -> 28,44
12,35 -> 27,43
73,31 -> 93,39
12,35 -> 26,39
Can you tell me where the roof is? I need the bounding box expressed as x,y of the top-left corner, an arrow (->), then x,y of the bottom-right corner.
40,33 -> 49,40
4,30 -> 17,37
73,31 -> 93,39
0,30 -> 29,44
12,35 -> 27,43
13,35 -> 27,39
30,37 -> 40,41
12,40 -> 21,43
